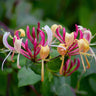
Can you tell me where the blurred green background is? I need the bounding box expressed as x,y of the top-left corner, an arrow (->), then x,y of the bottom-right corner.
0,0 -> 96,96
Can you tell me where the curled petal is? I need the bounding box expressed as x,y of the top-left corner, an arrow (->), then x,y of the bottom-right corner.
78,25 -> 83,30
3,32 -> 14,50
49,44 -> 66,50
42,25 -> 53,45
1,51 -> 12,70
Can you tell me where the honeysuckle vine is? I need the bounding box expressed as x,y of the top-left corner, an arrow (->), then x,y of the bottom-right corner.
1,22 -> 96,81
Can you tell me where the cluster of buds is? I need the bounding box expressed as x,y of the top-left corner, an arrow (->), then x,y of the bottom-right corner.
1,22 -> 96,81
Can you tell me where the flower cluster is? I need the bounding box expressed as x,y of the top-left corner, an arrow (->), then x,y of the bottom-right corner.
2,22 -> 96,81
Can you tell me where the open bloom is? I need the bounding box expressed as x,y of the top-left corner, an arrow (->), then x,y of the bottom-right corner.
51,24 -> 95,75
51,24 -> 80,75
2,30 -> 25,70
78,25 -> 96,62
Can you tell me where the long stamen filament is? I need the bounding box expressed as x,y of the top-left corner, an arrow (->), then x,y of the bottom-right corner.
1,51 -> 12,71
80,52 -> 92,56
41,60 -> 44,82
80,54 -> 86,72
84,55 -> 90,69
60,55 -> 64,75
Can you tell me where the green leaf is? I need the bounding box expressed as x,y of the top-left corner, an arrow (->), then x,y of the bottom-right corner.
56,84 -> 75,96
18,67 -> 41,87
47,57 -> 61,72
52,76 -> 75,96
89,77 -> 96,92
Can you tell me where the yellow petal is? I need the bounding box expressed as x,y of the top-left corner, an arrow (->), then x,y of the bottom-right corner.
78,38 -> 89,53
65,32 -> 74,46
18,29 -> 25,37
40,45 -> 50,59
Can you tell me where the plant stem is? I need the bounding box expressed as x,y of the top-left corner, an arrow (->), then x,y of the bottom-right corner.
29,85 -> 41,96
6,73 -> 11,96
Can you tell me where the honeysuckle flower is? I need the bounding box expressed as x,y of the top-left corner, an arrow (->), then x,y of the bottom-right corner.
39,25 -> 53,81
1,28 -> 32,70
54,26 -> 80,75
77,38 -> 90,71
2,31 -> 24,70
77,25 -> 96,71
41,25 -> 67,78
40,45 -> 50,81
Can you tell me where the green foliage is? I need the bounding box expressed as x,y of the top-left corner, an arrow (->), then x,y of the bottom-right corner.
18,67 -> 41,87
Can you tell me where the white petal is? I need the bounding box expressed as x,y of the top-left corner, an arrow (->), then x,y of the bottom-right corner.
3,32 -> 10,49
49,45 -> 66,50
89,47 -> 96,63
90,43 -> 96,46
14,36 -> 23,53
1,51 -> 12,70
42,25 -> 53,45
78,25 -> 83,30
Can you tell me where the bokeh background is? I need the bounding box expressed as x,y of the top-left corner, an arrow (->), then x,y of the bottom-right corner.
0,0 -> 96,96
